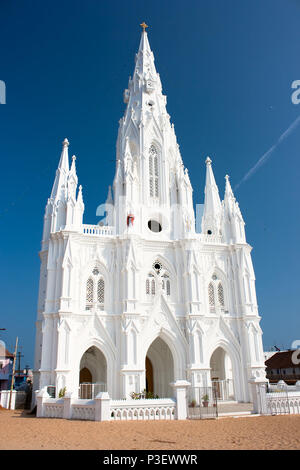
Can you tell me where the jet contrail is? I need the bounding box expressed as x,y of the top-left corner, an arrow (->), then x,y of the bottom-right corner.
234,115 -> 300,191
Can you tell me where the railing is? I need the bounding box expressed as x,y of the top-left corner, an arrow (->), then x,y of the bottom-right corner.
268,380 -> 300,393
197,233 -> 223,244
81,225 -> 115,236
266,391 -> 300,415
0,390 -> 27,410
110,398 -> 176,421
212,379 -> 234,401
187,386 -> 218,419
79,383 -> 107,399
44,399 -> 64,418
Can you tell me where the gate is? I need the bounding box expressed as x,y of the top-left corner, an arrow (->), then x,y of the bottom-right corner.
187,385 -> 218,419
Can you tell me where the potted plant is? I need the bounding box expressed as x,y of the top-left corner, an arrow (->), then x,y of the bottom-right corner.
202,394 -> 209,407
189,399 -> 196,408
58,387 -> 66,398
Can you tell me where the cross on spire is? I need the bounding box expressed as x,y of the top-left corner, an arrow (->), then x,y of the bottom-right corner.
140,22 -> 148,32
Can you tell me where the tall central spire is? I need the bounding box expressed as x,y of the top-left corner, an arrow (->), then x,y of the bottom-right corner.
113,26 -> 192,238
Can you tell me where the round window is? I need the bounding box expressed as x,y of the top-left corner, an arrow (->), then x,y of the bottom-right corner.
207,230 -> 212,235
148,220 -> 162,233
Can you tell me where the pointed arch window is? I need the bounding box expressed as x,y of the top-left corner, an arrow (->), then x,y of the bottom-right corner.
86,278 -> 94,309
208,274 -> 226,313
208,283 -> 215,308
146,264 -> 171,298
146,274 -> 155,296
97,278 -> 105,304
85,268 -> 105,310
162,274 -> 171,296
149,145 -> 159,198
217,282 -> 224,307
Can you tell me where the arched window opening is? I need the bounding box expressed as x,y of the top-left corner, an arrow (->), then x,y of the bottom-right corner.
149,145 -> 159,198
218,282 -> 224,308
208,274 -> 226,313
97,278 -> 105,305
162,273 -> 170,296
166,279 -> 170,296
208,283 -> 215,308
85,268 -> 105,311
86,278 -> 94,310
146,263 -> 171,299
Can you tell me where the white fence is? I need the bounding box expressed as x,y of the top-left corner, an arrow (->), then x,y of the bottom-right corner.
110,398 -> 176,421
34,381 -> 190,422
79,383 -> 106,399
250,379 -> 300,416
0,390 -> 26,410
82,225 -> 115,237
266,392 -> 300,415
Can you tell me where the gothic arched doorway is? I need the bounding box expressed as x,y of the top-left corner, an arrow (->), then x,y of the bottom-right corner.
79,367 -> 92,384
79,346 -> 107,398
145,357 -> 153,394
145,337 -> 174,398
210,347 -> 235,400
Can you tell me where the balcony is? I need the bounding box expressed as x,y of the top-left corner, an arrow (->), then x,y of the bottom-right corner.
81,225 -> 115,237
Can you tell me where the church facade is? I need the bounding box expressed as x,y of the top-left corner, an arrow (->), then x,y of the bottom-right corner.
33,28 -> 266,402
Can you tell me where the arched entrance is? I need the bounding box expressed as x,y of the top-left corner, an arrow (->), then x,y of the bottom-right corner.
210,347 -> 235,400
79,367 -> 92,383
145,337 -> 174,398
79,346 -> 107,398
145,357 -> 154,394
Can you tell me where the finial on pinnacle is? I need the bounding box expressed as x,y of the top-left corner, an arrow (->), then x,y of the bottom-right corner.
225,174 -> 229,180
72,155 -> 76,161
63,138 -> 69,147
206,156 -> 212,165
140,22 -> 148,32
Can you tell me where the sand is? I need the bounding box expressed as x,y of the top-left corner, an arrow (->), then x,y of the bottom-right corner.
0,409 -> 300,450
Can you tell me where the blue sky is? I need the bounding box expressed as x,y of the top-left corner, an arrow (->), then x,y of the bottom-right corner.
0,0 -> 299,368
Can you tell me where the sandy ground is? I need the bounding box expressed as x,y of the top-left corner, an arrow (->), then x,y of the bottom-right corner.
0,409 -> 300,450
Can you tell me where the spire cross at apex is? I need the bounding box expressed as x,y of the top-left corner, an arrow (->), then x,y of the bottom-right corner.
140,22 -> 148,32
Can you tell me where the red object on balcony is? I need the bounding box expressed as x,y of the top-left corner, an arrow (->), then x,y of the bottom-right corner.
127,214 -> 135,226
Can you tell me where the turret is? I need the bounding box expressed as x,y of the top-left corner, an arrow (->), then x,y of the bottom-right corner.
201,157 -> 222,237
223,174 -> 246,244
42,139 -> 85,244
42,139 -> 70,246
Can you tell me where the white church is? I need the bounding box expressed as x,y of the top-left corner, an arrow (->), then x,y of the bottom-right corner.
33,26 -> 266,404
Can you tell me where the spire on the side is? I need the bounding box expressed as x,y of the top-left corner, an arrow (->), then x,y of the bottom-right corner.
50,138 -> 70,200
223,174 -> 246,243
202,157 -> 222,236
74,184 -> 84,227
76,184 -> 84,208
67,155 -> 78,202
224,174 -> 235,210
106,185 -> 113,204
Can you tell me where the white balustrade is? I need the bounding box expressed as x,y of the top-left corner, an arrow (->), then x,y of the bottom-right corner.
82,225 -> 115,236
110,398 -> 176,421
197,233 -> 223,244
